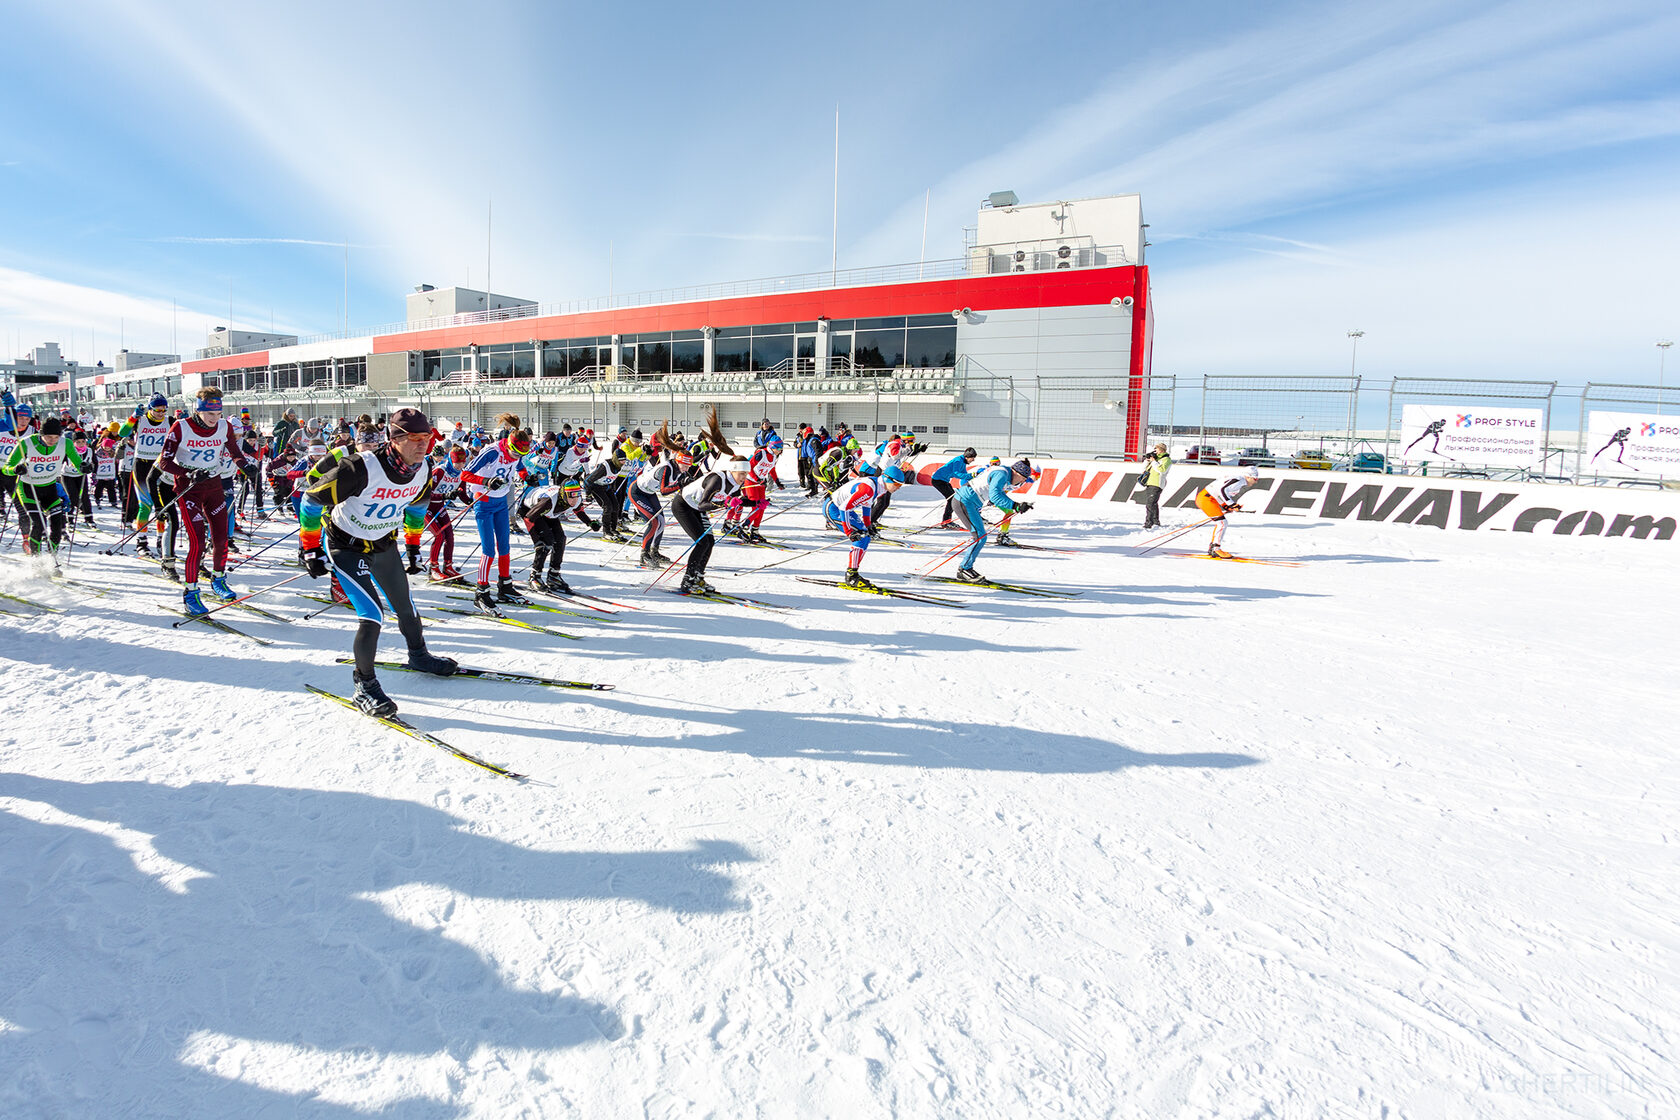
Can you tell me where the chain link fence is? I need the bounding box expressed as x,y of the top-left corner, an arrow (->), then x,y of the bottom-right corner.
116,372 -> 1680,487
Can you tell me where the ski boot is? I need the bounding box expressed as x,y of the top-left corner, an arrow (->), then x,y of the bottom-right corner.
440,564 -> 462,581
403,646 -> 458,677
525,572 -> 548,595
209,574 -> 237,603
226,538 -> 242,554
841,567 -> 879,592
136,536 -> 151,557
954,567 -> 986,583
741,527 -> 766,544
650,549 -> 672,565
181,585 -> 209,616
679,571 -> 717,595
639,550 -> 659,569
496,578 -> 528,605
1208,544 -> 1233,559
543,572 -> 574,595
472,584 -> 499,613
159,558 -> 180,583
352,670 -> 398,718
995,531 -> 1014,546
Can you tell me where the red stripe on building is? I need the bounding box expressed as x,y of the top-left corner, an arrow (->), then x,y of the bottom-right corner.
371,267 -> 1142,355
1124,265 -> 1152,460
184,351 -> 270,375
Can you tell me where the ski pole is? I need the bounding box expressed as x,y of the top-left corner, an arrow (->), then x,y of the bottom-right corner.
755,492 -> 814,526
731,532 -> 850,575
1133,517 -> 1212,556
640,529 -> 708,593
228,523 -> 300,569
100,478 -> 189,555
171,572 -> 306,628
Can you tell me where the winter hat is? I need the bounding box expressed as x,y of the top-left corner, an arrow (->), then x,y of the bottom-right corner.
387,407 -> 431,436
41,417 -> 62,436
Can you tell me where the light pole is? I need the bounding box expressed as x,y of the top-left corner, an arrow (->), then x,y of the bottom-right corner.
1659,340 -> 1673,412
1347,330 -> 1364,376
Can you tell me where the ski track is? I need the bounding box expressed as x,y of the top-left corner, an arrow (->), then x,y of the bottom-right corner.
0,498 -> 1675,1118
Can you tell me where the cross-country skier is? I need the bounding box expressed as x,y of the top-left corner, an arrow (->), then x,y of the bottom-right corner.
460,412 -> 532,611
521,476 -> 598,595
118,394 -> 179,571
824,474 -> 886,590
950,457 -> 1035,582
723,434 -> 782,542
422,443 -> 469,581
667,412 -> 749,594
1591,426 -> 1635,468
299,407 -> 457,717
158,387 -> 249,615
629,422 -> 691,568
1,416 -> 87,565
929,448 -> 977,526
1406,417 -> 1449,456
1195,464 -> 1260,559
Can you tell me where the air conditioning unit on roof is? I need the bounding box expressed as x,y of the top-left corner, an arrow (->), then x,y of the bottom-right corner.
1054,244 -> 1079,269
1010,247 -> 1036,273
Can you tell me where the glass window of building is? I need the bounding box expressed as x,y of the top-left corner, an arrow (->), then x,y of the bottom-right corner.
714,327 -> 751,372
853,327 -> 905,372
751,329 -> 792,373
905,325 -> 956,367
672,337 -> 703,374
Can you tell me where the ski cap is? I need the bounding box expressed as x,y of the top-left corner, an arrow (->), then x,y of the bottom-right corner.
388,407 -> 431,437
560,477 -> 582,498
41,417 -> 62,436
15,403 -> 33,418
1010,457 -> 1037,479
1243,464 -> 1261,481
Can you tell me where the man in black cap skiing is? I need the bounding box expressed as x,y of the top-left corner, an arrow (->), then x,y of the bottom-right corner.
299,406 -> 458,716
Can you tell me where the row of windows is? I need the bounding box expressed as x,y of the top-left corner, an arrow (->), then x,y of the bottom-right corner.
207,358 -> 368,394
411,315 -> 958,382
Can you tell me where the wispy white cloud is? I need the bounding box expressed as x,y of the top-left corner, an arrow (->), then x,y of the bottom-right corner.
848,1 -> 1680,264
664,232 -> 828,244
0,264 -> 290,360
147,237 -> 382,248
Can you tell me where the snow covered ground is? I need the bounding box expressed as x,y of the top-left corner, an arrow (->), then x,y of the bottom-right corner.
1,493 -> 1675,1119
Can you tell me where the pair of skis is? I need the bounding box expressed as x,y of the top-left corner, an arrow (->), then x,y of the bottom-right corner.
793,576 -> 967,608
308,658 -> 617,780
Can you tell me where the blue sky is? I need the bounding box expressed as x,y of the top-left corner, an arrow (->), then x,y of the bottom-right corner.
1,0 -> 1676,383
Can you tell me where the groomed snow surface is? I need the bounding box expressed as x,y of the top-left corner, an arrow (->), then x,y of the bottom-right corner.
1,493 -> 1674,1119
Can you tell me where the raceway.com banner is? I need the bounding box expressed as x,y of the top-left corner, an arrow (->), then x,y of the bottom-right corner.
1584,411 -> 1680,474
1399,405 -> 1544,467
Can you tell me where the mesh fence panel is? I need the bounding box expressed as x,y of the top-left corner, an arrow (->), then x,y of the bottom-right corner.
1196,375 -> 1359,467
1385,377 -> 1557,479
1576,382 -> 1680,483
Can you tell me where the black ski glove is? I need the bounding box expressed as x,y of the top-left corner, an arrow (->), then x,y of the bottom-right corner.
1012,501 -> 1033,514
404,545 -> 421,574
485,475 -> 508,494
303,546 -> 327,578
588,519 -> 602,532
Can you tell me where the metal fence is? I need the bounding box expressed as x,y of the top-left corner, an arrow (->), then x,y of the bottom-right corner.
76,371 -> 1680,487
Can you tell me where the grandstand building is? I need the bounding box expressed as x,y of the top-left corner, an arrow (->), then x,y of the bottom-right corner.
66,192 -> 1154,456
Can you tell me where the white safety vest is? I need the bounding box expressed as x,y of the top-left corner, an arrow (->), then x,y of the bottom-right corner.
331,450 -> 429,541
133,415 -> 170,461
171,417 -> 232,473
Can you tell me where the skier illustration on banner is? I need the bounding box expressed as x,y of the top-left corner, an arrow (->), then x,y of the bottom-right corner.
1405,417 -> 1451,457
1590,425 -> 1635,469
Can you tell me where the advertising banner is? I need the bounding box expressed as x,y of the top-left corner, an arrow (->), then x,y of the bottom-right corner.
1399,405 -> 1544,467
1585,411 -> 1680,474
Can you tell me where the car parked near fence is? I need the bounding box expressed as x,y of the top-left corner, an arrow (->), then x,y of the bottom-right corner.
1292,449 -> 1334,470
1349,452 -> 1388,473
1236,447 -> 1280,467
1183,445 -> 1224,464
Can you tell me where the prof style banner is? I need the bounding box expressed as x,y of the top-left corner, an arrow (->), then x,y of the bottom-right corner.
1585,411 -> 1680,473
1399,405 -> 1544,467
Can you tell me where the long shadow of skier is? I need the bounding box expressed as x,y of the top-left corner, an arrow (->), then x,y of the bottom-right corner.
0,774 -> 751,1118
